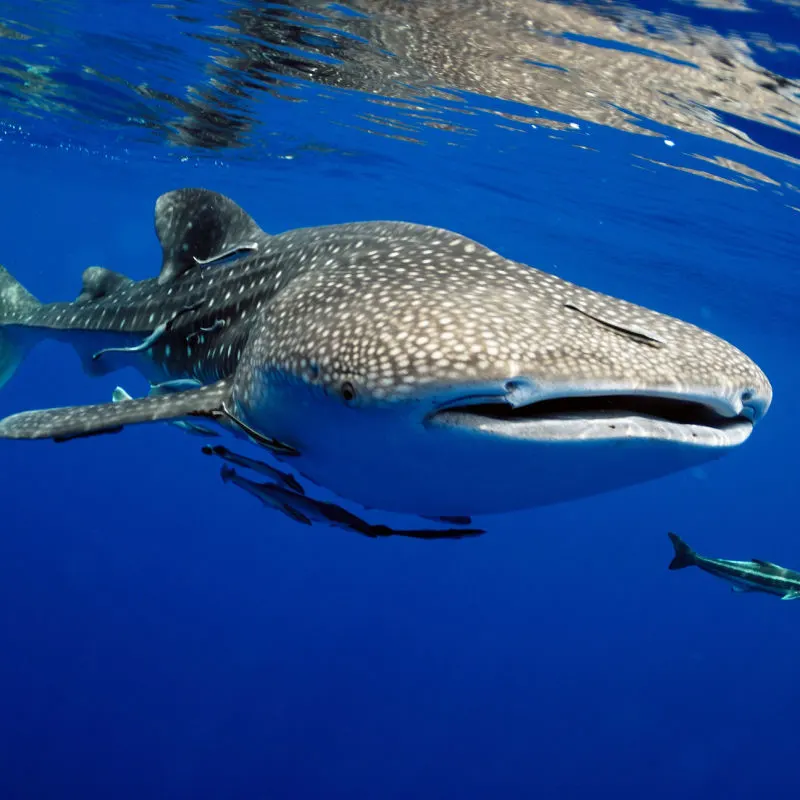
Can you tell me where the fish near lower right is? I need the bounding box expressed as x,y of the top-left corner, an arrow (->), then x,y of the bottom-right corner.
0,188 -> 773,519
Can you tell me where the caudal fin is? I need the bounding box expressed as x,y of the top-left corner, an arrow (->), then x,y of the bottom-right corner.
0,265 -> 41,389
667,532 -> 696,570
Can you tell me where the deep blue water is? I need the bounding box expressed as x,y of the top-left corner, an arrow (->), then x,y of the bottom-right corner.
0,1 -> 799,798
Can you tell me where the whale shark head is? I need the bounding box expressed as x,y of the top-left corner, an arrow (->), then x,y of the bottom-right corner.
232,221 -> 771,517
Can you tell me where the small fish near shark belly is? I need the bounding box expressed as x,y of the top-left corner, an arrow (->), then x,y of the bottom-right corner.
0,187 -> 774,525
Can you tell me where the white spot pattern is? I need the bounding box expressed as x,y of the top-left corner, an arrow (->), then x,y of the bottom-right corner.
7,214 -> 771,424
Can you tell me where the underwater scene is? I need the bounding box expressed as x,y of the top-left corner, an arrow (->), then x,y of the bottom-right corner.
0,0 -> 798,797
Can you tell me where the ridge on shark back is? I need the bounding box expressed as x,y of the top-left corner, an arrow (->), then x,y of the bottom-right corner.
0,188 -> 771,526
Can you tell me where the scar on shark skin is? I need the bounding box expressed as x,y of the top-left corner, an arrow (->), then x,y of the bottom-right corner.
563,303 -> 666,349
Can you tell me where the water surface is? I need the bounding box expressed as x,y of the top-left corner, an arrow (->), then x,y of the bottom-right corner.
0,2 -> 798,798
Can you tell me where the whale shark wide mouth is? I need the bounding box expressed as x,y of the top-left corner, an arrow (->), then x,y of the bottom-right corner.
427,393 -> 754,447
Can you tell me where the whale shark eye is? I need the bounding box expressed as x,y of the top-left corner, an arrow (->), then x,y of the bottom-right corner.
340,381 -> 357,404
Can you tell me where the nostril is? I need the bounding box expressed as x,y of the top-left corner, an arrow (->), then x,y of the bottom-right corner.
503,378 -> 538,407
739,389 -> 767,423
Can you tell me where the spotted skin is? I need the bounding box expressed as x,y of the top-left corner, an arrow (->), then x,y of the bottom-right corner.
0,187 -> 773,517
232,222 -> 770,411
4,203 -> 771,412
154,187 -> 268,285
0,380 -> 232,441
75,266 -> 134,305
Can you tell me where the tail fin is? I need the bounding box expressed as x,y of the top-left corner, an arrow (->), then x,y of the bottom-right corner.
667,532 -> 696,570
0,266 -> 41,389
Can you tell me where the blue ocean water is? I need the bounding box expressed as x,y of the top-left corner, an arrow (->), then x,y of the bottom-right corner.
0,1 -> 798,797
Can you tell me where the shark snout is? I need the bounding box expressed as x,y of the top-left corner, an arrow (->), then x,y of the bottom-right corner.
693,382 -> 771,423
738,387 -> 771,423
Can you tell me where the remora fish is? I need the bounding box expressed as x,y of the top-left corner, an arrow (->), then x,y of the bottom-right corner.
668,533 -> 800,600
0,188 -> 772,517
201,443 -> 305,494
219,465 -> 484,539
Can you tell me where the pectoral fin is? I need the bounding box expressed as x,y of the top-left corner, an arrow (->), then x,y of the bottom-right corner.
0,379 -> 233,442
113,383 -> 220,438
781,591 -> 800,600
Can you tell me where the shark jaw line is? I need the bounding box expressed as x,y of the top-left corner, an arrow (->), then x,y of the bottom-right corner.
425,387 -> 756,447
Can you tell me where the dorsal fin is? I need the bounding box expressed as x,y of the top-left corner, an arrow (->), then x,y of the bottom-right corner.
154,188 -> 267,285
752,558 -> 783,572
75,266 -> 134,304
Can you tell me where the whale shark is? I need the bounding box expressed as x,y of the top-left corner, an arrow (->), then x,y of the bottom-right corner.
0,188 -> 772,521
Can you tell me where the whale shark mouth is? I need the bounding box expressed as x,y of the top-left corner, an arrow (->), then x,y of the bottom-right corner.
427,393 -> 755,447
